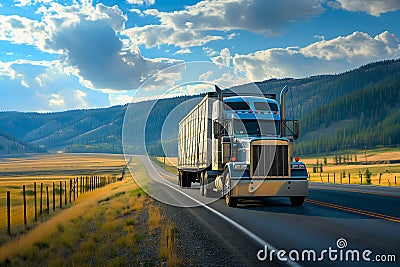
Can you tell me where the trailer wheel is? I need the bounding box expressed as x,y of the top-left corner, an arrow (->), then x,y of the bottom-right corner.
290,196 -> 305,206
200,172 -> 205,196
225,172 -> 237,207
178,171 -> 182,187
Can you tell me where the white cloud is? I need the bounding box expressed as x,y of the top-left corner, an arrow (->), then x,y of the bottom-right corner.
127,0 -> 155,5
198,70 -> 213,81
14,0 -> 52,7
211,48 -> 232,66
109,93 -> 135,106
232,31 -> 400,81
0,1 -> 187,92
331,0 -> 400,16
175,48 -> 191,55
203,47 -> 218,57
48,93 -> 66,108
148,0 -> 324,34
21,80 -> 29,88
74,90 -> 89,108
122,25 -> 223,48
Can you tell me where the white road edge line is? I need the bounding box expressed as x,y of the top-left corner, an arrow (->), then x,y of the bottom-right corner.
140,157 -> 302,267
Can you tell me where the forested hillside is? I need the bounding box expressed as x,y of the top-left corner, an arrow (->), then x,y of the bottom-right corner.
0,59 -> 399,155
296,78 -> 400,155
0,131 -> 45,154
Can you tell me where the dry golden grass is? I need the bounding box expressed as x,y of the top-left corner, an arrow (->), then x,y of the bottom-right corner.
159,220 -> 181,267
0,153 -> 126,234
148,206 -> 162,233
1,157 -> 182,266
303,149 -> 400,186
156,157 -> 178,167
0,153 -> 126,178
0,178 -> 125,261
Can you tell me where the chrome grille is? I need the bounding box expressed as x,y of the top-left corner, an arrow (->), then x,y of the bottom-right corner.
251,144 -> 289,177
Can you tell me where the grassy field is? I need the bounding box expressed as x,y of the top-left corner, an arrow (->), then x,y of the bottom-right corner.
0,155 -> 181,266
301,148 -> 400,186
0,153 -> 127,241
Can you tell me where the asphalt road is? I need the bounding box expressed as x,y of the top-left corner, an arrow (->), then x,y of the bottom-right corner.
134,156 -> 400,267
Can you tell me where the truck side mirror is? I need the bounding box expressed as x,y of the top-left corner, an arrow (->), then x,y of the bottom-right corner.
293,120 -> 299,140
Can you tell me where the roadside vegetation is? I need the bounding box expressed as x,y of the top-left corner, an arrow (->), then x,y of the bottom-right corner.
302,148 -> 400,186
0,156 -> 181,266
151,156 -> 179,176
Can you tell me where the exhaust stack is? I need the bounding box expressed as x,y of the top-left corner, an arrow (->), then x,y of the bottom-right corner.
280,85 -> 288,137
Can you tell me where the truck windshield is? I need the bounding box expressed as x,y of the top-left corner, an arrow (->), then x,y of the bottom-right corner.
233,119 -> 279,136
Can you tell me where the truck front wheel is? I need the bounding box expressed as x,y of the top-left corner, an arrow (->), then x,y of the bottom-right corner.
225,172 -> 237,207
290,196 -> 305,206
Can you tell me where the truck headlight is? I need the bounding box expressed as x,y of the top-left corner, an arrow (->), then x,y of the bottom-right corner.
233,163 -> 248,170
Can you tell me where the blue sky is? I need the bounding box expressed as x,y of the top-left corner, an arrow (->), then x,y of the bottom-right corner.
0,0 -> 399,112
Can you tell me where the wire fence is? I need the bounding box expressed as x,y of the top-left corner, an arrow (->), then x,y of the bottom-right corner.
0,175 -> 118,236
308,172 -> 398,186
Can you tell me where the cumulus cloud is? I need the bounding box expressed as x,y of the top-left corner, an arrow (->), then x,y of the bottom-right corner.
211,48 -> 232,66
127,0 -> 155,5
232,31 -> 400,81
175,48 -> 192,55
331,0 -> 400,16
147,0 -> 324,35
123,0 -> 324,49
122,25 -> 223,48
0,1 -> 185,91
48,93 -> 66,108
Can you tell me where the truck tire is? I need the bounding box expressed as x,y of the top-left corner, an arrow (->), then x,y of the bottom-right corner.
225,172 -> 237,207
290,196 -> 305,206
200,172 -> 205,196
181,171 -> 191,188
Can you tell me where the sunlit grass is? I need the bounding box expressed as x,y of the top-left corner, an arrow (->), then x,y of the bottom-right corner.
303,149 -> 400,186
152,157 -> 179,175
1,157 -> 182,266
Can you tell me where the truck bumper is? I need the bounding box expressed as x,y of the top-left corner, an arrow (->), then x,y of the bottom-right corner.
231,179 -> 309,198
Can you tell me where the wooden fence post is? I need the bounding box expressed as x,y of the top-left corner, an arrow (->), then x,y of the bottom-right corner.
23,185 -> 27,226
46,186 -> 49,214
333,172 -> 336,183
60,181 -> 62,209
52,182 -> 55,212
34,182 -> 37,221
379,173 -> 382,184
73,179 -> 76,202
64,181 -> 67,205
395,176 -> 397,185
328,173 -> 330,183
7,191 -> 11,235
348,173 -> 351,184
360,174 -> 363,184
69,180 -> 72,203
40,183 -> 43,215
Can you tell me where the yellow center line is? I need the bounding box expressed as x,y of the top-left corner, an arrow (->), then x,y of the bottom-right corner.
306,199 -> 400,223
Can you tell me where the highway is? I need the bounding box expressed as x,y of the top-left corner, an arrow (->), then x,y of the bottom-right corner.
134,156 -> 400,266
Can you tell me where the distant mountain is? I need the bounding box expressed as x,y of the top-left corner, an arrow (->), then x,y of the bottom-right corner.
0,58 -> 399,155
0,131 -> 45,154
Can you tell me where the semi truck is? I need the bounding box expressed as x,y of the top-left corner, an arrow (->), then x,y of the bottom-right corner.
177,85 -> 308,207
